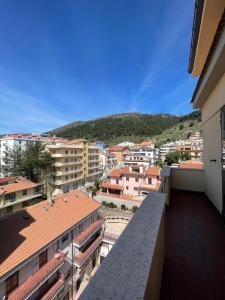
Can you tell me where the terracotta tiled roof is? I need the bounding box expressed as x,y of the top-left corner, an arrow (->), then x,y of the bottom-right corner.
0,190 -> 101,279
179,161 -> 203,169
0,177 -> 15,183
108,146 -> 129,152
7,253 -> 65,300
145,167 -> 160,177
101,181 -> 123,191
109,169 -> 122,177
0,181 -> 38,195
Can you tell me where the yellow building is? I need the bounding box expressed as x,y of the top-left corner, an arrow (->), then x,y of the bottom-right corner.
0,176 -> 42,217
46,139 -> 101,195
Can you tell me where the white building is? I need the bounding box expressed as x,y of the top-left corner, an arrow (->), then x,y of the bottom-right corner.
0,134 -> 65,177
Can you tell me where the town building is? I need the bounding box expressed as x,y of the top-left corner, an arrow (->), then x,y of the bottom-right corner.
0,176 -> 42,217
0,134 -> 66,177
95,141 -> 107,149
0,190 -> 105,300
46,139 -> 101,196
99,149 -> 117,174
159,141 -> 180,162
179,160 -> 203,169
117,141 -> 135,147
100,165 -> 161,197
107,146 -> 131,164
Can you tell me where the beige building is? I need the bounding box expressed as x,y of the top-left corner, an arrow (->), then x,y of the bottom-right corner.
46,139 -> 101,195
0,176 -> 42,217
189,0 -> 225,215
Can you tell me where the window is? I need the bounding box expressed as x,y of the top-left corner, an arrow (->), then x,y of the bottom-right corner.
126,177 -> 129,181
62,233 -> 68,243
6,206 -> 13,214
148,178 -> 152,185
6,271 -> 18,295
78,223 -> 83,233
5,193 -> 16,201
134,187 -> 138,191
126,186 -> 129,190
135,177 -> 139,182
65,150 -> 68,154
39,249 -> 47,268
116,179 -> 119,184
22,189 -> 27,196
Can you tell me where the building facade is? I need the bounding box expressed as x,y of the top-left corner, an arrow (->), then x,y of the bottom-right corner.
0,134 -> 66,177
46,139 -> 101,196
0,176 -> 42,217
0,190 -> 105,300
100,165 -> 161,197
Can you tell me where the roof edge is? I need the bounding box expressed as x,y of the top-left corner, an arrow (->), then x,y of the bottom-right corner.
188,0 -> 205,74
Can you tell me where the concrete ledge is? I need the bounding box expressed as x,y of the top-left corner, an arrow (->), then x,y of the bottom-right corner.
79,192 -> 166,300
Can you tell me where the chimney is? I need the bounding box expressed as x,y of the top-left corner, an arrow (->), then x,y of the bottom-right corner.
48,193 -> 54,206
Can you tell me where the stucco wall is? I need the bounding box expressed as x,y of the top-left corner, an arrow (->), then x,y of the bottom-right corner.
171,168 -> 205,192
200,73 -> 225,214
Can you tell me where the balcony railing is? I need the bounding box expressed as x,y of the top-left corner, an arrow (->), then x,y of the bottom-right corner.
79,192 -> 166,300
74,234 -> 103,268
40,274 -> 65,300
73,217 -> 105,247
8,252 -> 65,300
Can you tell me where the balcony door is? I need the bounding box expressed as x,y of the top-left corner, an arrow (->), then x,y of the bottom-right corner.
221,109 -> 225,220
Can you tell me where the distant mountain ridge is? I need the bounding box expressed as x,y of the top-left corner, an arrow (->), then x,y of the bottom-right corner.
47,111 -> 201,145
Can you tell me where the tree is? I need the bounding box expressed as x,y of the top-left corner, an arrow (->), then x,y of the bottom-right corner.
154,160 -> 163,168
180,152 -> 191,161
121,204 -> 126,210
179,124 -> 184,130
165,151 -> 180,166
22,143 -> 55,183
0,146 -> 23,177
189,122 -> 194,127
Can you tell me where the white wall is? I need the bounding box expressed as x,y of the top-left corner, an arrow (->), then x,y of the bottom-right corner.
200,73 -> 225,214
171,168 -> 204,192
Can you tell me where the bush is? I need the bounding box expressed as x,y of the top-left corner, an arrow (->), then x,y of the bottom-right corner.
121,204 -> 126,210
189,122 -> 194,127
102,201 -> 107,206
131,206 -> 138,213
179,124 -> 184,130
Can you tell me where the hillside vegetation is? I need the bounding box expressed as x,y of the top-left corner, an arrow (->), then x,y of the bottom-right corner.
48,111 -> 201,145
153,119 -> 202,147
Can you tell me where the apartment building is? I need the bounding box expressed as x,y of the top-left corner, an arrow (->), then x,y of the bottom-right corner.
100,165 -> 161,197
0,176 -> 42,217
107,146 -> 131,164
99,149 -> 117,174
0,134 -> 66,177
159,141 -> 180,161
46,139 -> 101,196
0,190 -> 104,300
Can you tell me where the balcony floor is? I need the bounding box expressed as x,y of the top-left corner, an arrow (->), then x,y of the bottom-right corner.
160,189 -> 225,300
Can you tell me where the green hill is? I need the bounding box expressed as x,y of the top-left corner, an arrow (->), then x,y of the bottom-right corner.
153,119 -> 202,147
48,111 -> 201,145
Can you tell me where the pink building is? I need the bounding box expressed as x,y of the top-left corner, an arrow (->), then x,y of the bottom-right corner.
101,165 -> 161,196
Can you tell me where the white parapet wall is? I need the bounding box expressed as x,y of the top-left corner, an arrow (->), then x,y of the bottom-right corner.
94,194 -> 142,209
171,167 -> 204,192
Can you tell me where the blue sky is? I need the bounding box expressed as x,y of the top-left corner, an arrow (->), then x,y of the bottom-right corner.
0,0 -> 197,133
